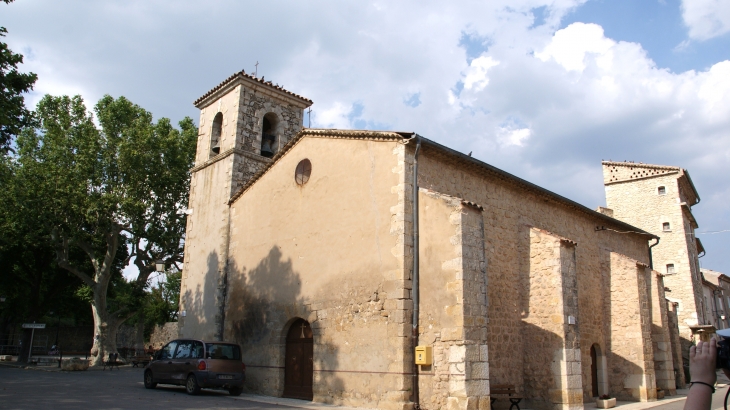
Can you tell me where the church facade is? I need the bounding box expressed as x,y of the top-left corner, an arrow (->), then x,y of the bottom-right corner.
178,72 -> 682,410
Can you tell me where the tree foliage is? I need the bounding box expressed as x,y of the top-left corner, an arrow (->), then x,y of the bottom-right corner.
16,94 -> 196,364
0,23 -> 37,154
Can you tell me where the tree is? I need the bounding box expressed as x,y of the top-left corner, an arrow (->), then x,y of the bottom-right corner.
0,15 -> 38,154
16,94 -> 196,365
0,154 -> 93,362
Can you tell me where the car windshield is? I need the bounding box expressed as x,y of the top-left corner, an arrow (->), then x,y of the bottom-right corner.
205,343 -> 241,360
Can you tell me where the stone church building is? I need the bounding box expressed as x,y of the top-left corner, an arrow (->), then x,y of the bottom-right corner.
178,71 -> 683,410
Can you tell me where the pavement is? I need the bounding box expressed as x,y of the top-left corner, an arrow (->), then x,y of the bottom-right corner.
0,360 -> 728,410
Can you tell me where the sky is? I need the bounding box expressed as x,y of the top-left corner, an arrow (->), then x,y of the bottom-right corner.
4,0 -> 729,276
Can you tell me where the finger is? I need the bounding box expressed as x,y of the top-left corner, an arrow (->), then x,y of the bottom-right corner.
690,344 -> 697,359
710,337 -> 718,355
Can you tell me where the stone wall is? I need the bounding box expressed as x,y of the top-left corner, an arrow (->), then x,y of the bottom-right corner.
224,136 -> 410,409
417,189 -> 489,410
607,254 -> 656,401
418,149 -> 652,403
648,272 -> 677,394
522,228 -> 582,410
150,322 -> 179,349
666,302 -> 686,387
603,162 -> 703,357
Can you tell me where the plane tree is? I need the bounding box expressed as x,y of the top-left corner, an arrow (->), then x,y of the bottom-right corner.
16,94 -> 196,365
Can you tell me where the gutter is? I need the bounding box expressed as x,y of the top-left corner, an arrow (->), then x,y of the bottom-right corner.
411,134 -> 422,409
648,237 -> 660,270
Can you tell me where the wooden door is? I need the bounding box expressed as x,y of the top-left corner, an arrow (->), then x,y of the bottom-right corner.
283,319 -> 313,400
591,345 -> 599,397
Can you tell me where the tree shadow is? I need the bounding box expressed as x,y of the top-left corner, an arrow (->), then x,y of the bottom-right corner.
223,245 -> 342,401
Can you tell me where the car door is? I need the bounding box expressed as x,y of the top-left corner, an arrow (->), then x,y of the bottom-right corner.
171,340 -> 194,383
152,340 -> 178,382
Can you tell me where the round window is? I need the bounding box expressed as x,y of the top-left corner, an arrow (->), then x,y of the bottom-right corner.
295,159 -> 312,185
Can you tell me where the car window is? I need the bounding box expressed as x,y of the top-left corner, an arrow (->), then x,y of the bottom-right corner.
174,340 -> 193,359
191,341 -> 204,359
205,343 -> 241,360
159,341 -> 178,360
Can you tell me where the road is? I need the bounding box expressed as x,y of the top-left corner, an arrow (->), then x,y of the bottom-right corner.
0,365 -> 306,410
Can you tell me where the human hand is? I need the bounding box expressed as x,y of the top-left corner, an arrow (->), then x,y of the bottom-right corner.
689,338 -> 717,385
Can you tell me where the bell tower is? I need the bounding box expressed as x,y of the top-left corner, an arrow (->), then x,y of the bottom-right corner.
179,71 -> 313,340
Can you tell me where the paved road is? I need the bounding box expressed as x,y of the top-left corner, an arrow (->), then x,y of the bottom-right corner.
649,385 -> 729,410
0,365 -> 302,410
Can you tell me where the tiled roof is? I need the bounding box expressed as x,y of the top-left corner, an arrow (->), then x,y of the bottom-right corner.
194,70 -> 313,107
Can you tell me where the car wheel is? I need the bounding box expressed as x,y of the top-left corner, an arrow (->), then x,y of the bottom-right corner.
228,386 -> 243,396
144,370 -> 157,389
185,374 -> 201,395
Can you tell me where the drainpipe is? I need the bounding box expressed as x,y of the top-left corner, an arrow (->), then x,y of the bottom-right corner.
648,237 -> 660,270
411,134 -> 422,409
217,204 -> 233,341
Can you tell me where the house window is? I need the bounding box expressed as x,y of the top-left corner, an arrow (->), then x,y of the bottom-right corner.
658,186 -> 666,195
662,222 -> 671,231
666,264 -> 675,274
210,112 -> 223,158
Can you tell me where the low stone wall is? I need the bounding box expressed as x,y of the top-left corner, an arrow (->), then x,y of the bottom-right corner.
149,322 -> 179,349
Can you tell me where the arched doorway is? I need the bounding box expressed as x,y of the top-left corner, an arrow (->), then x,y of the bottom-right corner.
591,345 -> 599,397
283,318 -> 313,400
590,343 -> 607,397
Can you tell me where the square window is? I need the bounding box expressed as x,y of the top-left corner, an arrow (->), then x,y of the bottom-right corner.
658,186 -> 666,195
666,264 -> 675,274
663,222 -> 671,231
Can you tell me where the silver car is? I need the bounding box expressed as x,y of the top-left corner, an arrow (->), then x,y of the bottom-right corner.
143,339 -> 246,396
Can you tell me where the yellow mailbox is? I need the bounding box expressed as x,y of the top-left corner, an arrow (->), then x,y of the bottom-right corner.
415,345 -> 432,365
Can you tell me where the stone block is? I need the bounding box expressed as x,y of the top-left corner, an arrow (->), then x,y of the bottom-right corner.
465,379 -> 489,395
61,358 -> 90,371
449,345 -> 466,363
470,362 -> 490,379
479,396 -> 492,410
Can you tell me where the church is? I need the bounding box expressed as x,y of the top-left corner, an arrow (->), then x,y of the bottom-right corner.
178,71 -> 682,410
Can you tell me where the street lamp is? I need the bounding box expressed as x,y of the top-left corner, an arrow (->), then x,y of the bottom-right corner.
155,260 -> 165,273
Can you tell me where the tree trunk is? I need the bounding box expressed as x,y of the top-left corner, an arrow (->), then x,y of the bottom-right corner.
135,313 -> 145,356
88,291 -> 119,366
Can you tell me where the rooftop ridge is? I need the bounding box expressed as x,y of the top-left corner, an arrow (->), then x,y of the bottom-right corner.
601,161 -> 681,171
194,70 -> 313,107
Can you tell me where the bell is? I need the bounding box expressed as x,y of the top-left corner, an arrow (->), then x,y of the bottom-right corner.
261,134 -> 275,158
211,141 -> 220,155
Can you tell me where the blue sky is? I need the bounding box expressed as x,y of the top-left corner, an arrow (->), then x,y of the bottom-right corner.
562,0 -> 730,73
3,0 -> 729,276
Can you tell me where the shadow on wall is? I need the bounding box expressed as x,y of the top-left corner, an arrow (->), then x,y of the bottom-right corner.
225,246 -> 343,400
180,251 -> 220,338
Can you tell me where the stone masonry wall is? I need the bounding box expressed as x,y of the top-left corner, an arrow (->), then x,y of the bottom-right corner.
418,151 -> 651,403
603,163 -> 703,357
649,272 -> 677,395
417,189 -> 489,410
666,302 -> 686,387
522,228 -> 582,410
607,253 -> 656,401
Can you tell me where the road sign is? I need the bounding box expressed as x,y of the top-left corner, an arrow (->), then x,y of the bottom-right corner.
22,323 -> 45,329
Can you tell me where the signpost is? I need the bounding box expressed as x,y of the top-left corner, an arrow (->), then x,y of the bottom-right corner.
21,323 -> 45,362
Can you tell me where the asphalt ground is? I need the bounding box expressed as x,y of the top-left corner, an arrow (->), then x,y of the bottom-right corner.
0,365 -> 309,410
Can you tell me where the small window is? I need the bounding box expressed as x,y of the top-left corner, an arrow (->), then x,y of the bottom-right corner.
662,222 -> 671,231
658,186 -> 666,195
260,113 -> 278,158
666,264 -> 675,274
295,159 -> 312,185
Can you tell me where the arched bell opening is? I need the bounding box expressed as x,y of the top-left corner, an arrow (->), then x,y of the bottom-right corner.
260,113 -> 279,158
210,112 -> 223,158
282,318 -> 313,401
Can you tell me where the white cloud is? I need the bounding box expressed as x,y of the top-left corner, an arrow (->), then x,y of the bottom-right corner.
463,56 -> 500,91
3,0 -> 729,273
681,0 -> 730,40
535,23 -> 614,72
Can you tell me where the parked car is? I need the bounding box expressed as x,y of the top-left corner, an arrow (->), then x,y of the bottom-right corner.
143,339 -> 245,396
